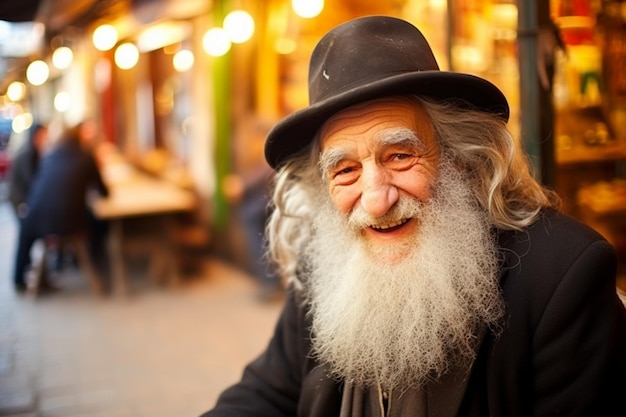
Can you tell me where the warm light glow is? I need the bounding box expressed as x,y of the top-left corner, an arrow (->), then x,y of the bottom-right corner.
203,28 -> 231,57
52,46 -> 73,69
292,0 -> 324,18
173,49 -> 194,72
7,81 -> 26,101
223,10 -> 255,43
7,103 -> 24,119
26,60 -> 49,86
114,42 -> 139,70
54,91 -> 71,112
492,3 -> 518,40
275,37 -> 296,54
429,0 -> 446,10
451,45 -> 488,72
93,24 -> 118,51
12,113 -> 33,133
137,21 -> 191,52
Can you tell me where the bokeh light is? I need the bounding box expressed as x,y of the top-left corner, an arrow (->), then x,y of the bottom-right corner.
52,46 -> 73,69
7,81 -> 26,102
203,28 -> 231,57
93,24 -> 118,51
26,60 -> 49,86
223,10 -> 255,44
54,91 -> 71,112
114,42 -> 139,69
292,0 -> 324,18
173,49 -> 194,72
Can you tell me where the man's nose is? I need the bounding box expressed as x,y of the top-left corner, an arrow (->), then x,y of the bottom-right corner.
360,167 -> 399,218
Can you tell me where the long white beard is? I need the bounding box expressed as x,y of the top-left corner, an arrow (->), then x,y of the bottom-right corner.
304,162 -> 504,391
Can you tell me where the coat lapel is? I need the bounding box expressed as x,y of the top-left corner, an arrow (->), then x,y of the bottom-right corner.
425,324 -> 487,417
425,232 -> 515,417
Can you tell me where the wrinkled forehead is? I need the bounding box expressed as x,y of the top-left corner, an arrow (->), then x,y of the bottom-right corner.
319,95 -> 430,138
316,95 -> 437,159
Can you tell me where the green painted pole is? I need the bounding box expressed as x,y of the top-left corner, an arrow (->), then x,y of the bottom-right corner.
518,0 -> 542,180
212,0 -> 231,230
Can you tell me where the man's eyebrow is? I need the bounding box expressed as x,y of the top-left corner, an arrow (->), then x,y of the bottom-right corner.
319,147 -> 347,178
377,128 -> 425,151
318,128 -> 424,176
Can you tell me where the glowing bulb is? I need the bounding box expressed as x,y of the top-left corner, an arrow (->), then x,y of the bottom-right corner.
26,60 -> 49,86
173,49 -> 194,72
224,10 -> 255,43
12,113 -> 33,133
93,24 -> 118,51
7,81 -> 26,101
54,91 -> 71,112
203,28 -> 231,57
52,46 -> 73,69
292,0 -> 324,18
114,42 -> 139,70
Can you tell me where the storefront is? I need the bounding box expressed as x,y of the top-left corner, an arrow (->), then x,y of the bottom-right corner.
253,0 -> 626,278
550,0 -> 626,279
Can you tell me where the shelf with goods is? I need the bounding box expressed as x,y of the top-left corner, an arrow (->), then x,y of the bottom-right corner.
552,1 -> 626,208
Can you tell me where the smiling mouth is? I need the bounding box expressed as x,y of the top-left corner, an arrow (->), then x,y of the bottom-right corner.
370,218 -> 411,232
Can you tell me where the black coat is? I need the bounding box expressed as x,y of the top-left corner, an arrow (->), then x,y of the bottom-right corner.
7,137 -> 40,214
23,139 -> 109,237
203,209 -> 626,417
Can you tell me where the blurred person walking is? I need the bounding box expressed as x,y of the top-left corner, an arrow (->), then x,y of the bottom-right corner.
7,123 -> 48,218
12,121 -> 109,294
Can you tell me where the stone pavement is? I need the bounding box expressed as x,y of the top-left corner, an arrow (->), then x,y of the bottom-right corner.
0,196 -> 284,417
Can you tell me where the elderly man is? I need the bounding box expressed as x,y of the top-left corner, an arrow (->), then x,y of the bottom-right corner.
202,16 -> 626,417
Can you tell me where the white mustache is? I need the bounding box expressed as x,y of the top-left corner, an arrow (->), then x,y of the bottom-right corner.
347,196 -> 425,231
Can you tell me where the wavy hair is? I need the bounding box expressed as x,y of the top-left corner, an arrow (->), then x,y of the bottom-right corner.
266,96 -> 560,287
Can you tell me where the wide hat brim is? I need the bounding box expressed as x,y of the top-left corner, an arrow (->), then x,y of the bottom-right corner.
264,16 -> 510,169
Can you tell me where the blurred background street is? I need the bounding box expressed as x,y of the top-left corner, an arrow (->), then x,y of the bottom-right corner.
0,183 -> 284,417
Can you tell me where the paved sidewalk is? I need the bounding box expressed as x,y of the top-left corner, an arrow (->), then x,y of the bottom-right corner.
0,198 -> 283,417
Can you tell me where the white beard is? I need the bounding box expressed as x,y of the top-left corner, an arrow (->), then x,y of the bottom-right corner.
304,161 -> 504,391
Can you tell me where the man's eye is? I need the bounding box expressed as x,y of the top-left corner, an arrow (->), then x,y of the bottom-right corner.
335,166 -> 355,177
329,165 -> 359,183
393,153 -> 411,160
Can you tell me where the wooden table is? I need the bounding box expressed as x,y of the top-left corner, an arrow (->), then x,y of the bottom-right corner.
90,162 -> 197,297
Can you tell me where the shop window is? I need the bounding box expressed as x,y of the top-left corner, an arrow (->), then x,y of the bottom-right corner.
552,0 -> 626,278
448,0 -> 521,141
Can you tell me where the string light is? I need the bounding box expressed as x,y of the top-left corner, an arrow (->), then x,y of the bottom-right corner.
173,49 -> 194,72
292,0 -> 324,18
114,42 -> 139,69
52,46 -> 73,69
203,27 -> 231,57
26,60 -> 49,86
223,10 -> 255,43
93,24 -> 118,51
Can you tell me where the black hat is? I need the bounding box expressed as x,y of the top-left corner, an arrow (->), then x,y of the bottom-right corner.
264,15 -> 509,169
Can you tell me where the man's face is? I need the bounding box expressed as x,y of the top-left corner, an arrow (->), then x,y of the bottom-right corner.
309,104 -> 503,389
319,96 -> 440,257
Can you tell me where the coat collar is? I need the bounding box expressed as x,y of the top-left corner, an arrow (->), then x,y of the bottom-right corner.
337,323 -> 490,417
